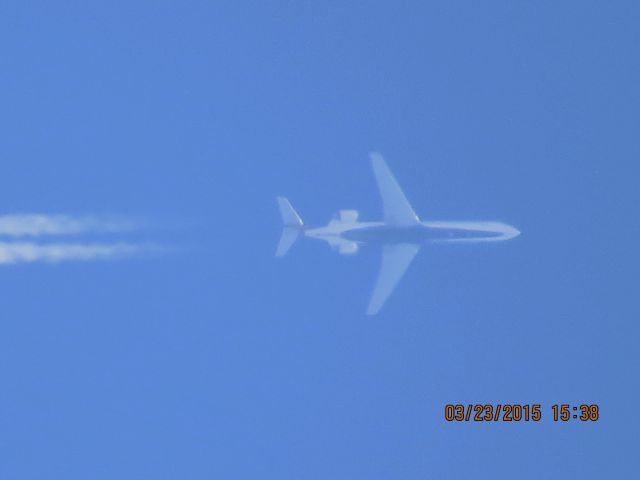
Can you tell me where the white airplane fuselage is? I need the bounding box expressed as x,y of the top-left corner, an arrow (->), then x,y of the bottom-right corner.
304,216 -> 520,253
276,153 -> 520,314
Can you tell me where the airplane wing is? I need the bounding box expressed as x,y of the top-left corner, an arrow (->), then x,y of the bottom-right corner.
370,152 -> 420,226
367,243 -> 420,315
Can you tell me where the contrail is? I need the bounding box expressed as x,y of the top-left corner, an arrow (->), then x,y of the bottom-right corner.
0,214 -> 141,237
0,242 -> 154,264
0,214 -> 163,265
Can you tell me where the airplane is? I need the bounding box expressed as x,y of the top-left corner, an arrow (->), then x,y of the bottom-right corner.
276,153 -> 520,315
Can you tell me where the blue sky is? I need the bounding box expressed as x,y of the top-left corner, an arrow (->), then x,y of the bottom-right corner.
0,1 -> 637,478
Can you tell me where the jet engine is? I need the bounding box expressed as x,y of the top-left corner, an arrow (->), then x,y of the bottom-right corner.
339,210 -> 359,223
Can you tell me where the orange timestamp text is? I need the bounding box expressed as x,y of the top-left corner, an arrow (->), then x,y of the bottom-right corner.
444,404 -> 599,422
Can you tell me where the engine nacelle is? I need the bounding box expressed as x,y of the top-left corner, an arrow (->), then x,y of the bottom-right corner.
338,241 -> 359,255
339,209 -> 359,223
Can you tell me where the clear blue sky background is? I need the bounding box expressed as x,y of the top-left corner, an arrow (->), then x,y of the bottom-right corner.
0,1 -> 638,478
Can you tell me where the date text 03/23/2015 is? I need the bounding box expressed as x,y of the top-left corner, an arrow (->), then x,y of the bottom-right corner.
444,404 -> 599,422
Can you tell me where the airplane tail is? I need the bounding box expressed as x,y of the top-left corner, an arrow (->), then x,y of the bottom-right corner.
277,197 -> 304,228
275,197 -> 304,257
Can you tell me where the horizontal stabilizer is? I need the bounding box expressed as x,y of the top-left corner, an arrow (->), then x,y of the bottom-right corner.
277,197 -> 304,228
275,227 -> 300,257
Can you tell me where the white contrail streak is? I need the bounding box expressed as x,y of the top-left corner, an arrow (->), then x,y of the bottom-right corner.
0,214 -> 164,264
0,215 -> 141,237
0,242 -> 151,264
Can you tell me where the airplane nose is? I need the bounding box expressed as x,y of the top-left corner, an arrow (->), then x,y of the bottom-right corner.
492,223 -> 520,240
